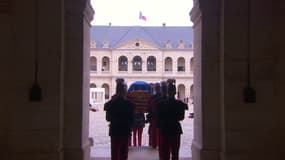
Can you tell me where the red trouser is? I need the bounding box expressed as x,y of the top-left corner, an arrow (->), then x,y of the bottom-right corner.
130,128 -> 143,146
111,135 -> 129,160
150,119 -> 159,148
159,134 -> 181,160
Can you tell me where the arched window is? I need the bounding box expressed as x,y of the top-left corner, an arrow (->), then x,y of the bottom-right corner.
118,56 -> 128,71
147,56 -> 156,71
177,57 -> 185,72
164,57 -> 173,71
102,56 -> 110,71
132,56 -> 142,71
190,84 -> 194,100
90,83 -> 97,101
90,83 -> 96,88
177,84 -> 186,101
102,83 -> 110,99
190,57 -> 194,72
90,56 -> 97,71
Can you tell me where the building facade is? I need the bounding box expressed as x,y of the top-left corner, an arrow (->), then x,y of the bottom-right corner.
90,26 -> 194,102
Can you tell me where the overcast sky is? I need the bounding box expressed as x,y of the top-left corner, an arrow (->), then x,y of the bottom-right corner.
90,0 -> 193,26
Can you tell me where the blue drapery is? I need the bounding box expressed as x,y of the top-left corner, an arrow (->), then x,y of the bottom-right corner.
128,81 -> 151,93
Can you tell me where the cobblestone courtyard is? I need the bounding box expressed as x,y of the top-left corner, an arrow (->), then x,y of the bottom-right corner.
89,104 -> 193,158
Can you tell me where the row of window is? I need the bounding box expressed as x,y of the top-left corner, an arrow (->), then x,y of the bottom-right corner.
90,56 -> 194,72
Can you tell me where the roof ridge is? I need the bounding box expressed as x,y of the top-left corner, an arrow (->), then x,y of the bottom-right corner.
141,27 -> 162,49
112,26 -> 133,47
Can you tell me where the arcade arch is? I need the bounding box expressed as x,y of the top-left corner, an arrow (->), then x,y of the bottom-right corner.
132,56 -> 142,71
164,57 -> 173,71
90,56 -> 97,71
102,56 -> 110,71
147,56 -> 156,71
177,84 -> 186,100
102,83 -> 110,99
90,83 -> 96,88
178,57 -> 186,72
190,57 -> 194,72
118,56 -> 128,71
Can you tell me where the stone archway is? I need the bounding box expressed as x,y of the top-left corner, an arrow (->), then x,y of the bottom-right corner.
2,0 -> 283,160
68,0 -> 221,160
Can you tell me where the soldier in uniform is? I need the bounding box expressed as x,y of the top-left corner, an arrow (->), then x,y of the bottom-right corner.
130,112 -> 146,147
156,81 -> 169,158
147,82 -> 162,148
157,80 -> 186,160
105,79 -> 135,160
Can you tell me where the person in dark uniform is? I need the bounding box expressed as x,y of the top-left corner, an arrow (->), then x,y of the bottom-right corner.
157,81 -> 186,160
155,81 -> 169,158
105,79 -> 135,160
147,82 -> 162,148
130,112 -> 146,147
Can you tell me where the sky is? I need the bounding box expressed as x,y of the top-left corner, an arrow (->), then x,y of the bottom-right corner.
90,0 -> 193,26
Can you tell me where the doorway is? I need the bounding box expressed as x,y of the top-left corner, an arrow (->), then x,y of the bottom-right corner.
87,0 -> 195,159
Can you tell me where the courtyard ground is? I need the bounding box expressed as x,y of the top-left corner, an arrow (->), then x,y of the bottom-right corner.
89,104 -> 193,159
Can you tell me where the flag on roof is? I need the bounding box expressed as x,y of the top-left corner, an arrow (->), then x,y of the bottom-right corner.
139,11 -> 146,21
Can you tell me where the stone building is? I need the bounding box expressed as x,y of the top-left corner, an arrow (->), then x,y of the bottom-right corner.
1,0 -> 285,160
89,26 -> 194,102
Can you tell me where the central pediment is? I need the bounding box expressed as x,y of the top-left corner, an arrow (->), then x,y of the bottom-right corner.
115,38 -> 159,50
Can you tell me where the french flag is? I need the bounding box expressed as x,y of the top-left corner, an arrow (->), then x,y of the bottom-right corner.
139,11 -> 146,21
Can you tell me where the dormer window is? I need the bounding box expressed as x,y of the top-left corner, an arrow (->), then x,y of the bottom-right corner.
166,40 -> 172,49
178,40 -> 184,49
90,41 -> 97,48
102,40 -> 109,48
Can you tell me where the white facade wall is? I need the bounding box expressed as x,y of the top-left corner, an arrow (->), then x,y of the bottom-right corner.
90,39 -> 193,101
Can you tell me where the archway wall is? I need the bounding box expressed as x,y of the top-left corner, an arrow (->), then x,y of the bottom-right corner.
192,0 -> 285,160
64,0 -> 94,160
191,1 -> 222,160
222,1 -> 285,159
0,0 -> 94,160
0,0 -> 68,160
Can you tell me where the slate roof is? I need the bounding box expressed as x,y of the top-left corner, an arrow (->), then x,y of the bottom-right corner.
91,25 -> 193,49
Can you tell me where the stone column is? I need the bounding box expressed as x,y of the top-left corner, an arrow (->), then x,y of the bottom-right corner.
64,0 -> 94,160
190,0 -> 222,160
